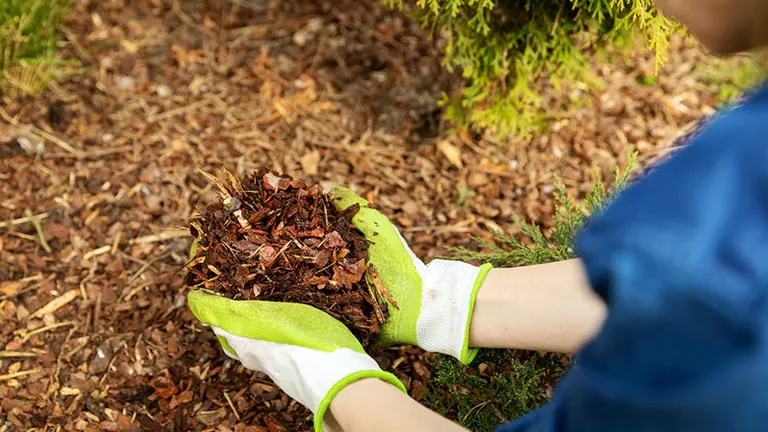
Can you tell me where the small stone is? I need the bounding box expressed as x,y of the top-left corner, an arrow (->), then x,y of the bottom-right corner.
89,342 -> 113,375
542,184 -> 555,194
156,84 -> 171,97
174,294 -> 186,309
102,133 -> 115,143
264,172 -> 282,190
508,159 -> 519,169
117,76 -> 135,90
18,136 -> 44,154
293,30 -> 309,47
293,18 -> 323,46
224,196 -> 241,213
17,137 -> 31,152
600,96 -> 624,116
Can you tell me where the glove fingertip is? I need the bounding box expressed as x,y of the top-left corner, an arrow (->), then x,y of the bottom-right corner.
187,290 -> 223,327
329,187 -> 369,210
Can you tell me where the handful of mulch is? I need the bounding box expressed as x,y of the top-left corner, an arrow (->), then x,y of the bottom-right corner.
185,169 -> 391,348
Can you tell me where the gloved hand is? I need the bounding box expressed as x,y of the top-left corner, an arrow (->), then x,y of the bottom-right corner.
188,291 -> 406,432
330,187 -> 492,365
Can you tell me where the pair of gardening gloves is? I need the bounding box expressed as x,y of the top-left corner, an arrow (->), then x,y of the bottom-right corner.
187,188 -> 492,431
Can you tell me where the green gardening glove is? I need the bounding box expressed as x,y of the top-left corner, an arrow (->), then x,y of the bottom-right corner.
188,291 -> 406,432
330,187 -> 492,365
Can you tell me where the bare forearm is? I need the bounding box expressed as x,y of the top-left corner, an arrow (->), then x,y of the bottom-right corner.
326,260 -> 603,430
469,258 -> 606,353
328,379 -> 467,432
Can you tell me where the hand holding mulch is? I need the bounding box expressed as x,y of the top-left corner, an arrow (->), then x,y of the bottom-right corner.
184,169 -> 411,432
329,188 -> 493,364
186,169 -> 492,364
183,170 -> 492,431
185,169 -> 391,347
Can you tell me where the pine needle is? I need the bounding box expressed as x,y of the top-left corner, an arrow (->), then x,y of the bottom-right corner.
198,169 -> 233,199
365,277 -> 386,324
368,265 -> 398,310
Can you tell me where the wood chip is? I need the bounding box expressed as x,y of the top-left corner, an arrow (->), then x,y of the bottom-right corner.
30,290 -> 80,319
129,230 -> 191,245
436,140 -> 463,168
365,278 -> 386,324
61,387 -> 81,396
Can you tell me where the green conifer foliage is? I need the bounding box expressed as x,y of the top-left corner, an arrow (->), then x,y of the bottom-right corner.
0,0 -> 70,97
384,0 -> 682,136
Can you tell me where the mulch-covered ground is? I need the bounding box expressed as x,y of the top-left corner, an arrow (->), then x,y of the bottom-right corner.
0,0 -> 740,430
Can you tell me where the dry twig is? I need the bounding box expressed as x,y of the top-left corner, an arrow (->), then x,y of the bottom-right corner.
20,321 -> 77,344
0,369 -> 41,382
0,106 -> 79,153
24,209 -> 52,253
0,212 -> 48,229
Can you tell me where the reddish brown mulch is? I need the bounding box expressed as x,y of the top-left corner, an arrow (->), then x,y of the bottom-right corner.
188,169 -> 387,348
0,0 -> 736,430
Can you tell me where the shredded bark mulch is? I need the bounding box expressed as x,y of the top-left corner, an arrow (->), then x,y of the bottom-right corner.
0,0 -> 735,430
186,169 -> 390,347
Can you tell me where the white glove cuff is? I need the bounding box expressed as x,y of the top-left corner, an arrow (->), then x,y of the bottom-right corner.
416,260 -> 490,364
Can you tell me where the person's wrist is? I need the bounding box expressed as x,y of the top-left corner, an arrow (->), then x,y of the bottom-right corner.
416,260 -> 492,364
328,378 -> 405,429
316,370 -> 406,431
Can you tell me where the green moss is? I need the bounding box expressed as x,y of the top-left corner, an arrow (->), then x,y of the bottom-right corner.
426,350 -> 554,432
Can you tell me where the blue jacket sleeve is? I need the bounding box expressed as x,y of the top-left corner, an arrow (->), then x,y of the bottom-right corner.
496,85 -> 768,432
